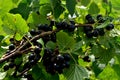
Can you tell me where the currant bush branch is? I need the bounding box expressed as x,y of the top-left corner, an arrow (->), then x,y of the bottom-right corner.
0,22 -> 119,64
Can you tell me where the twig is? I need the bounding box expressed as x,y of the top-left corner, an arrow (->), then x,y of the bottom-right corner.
0,29 -> 58,63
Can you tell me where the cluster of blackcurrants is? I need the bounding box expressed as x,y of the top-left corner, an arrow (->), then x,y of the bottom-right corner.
3,37 -> 42,79
30,20 -> 75,44
30,21 -> 56,44
55,21 -> 75,32
84,14 -> 114,38
42,48 -> 71,75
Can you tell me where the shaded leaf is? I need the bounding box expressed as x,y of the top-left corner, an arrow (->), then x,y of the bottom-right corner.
66,0 -> 77,16
88,2 -> 100,14
56,32 -> 75,51
64,64 -> 88,80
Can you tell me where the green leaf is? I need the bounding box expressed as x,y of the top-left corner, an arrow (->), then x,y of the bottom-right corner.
64,64 -> 88,80
2,13 -> 29,40
88,2 -> 100,14
91,61 -> 103,77
111,0 -> 120,10
0,35 -> 4,42
32,65 -> 42,80
10,3 -> 32,20
40,0 -> 50,4
56,32 -> 75,51
40,4 -> 52,16
91,45 -> 115,64
98,64 -> 120,80
96,21 -> 109,28
50,0 -> 65,19
46,41 -> 56,50
112,64 -> 120,78
66,0 -> 77,16
0,0 -> 15,15
81,0 -> 91,6
72,40 -> 83,53
0,72 -> 6,80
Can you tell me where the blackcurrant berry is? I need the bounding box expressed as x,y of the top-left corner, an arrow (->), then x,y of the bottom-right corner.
23,73 -> 33,79
33,41 -> 42,48
70,20 -> 75,25
28,53 -> 35,61
85,31 -> 93,38
38,24 -> 51,31
83,26 -> 93,33
30,29 -> 37,36
44,48 -> 53,57
97,14 -> 105,23
9,44 -> 15,50
34,55 -> 41,62
64,61 -> 70,68
30,60 -> 36,65
106,24 -> 114,30
53,63 -> 59,70
85,14 -> 92,20
9,62 -> 15,68
68,24 -> 75,32
92,29 -> 99,37
51,33 -> 56,42
56,22 -> 69,29
56,54 -> 64,63
63,53 -> 70,61
3,65 -> 9,71
9,38 -> 14,43
87,18 -> 95,24
83,56 -> 90,62
49,20 -> 55,27
34,47 -> 41,54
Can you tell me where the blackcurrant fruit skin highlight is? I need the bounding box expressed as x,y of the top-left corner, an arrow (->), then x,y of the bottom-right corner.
9,44 -> 15,50
106,24 -> 114,30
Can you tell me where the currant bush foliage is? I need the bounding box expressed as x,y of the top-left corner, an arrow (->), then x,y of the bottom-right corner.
0,0 -> 120,80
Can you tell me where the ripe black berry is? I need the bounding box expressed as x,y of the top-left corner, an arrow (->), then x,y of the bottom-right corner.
9,62 -> 15,68
85,31 -> 93,38
83,26 -> 93,33
63,53 -> 70,61
23,73 -> 33,80
70,20 -> 75,25
56,54 -> 64,63
38,24 -> 51,31
51,33 -> 56,42
3,65 -> 9,71
97,14 -> 105,23
34,54 -> 41,62
68,24 -> 75,32
30,60 -> 36,65
64,61 -> 70,68
92,29 -> 99,37
9,44 -> 15,50
85,14 -> 92,20
49,20 -> 55,27
30,29 -> 37,36
56,22 -> 69,29
53,63 -> 59,70
28,53 -> 35,61
34,47 -> 41,54
106,24 -> 114,30
83,56 -> 90,62
87,18 -> 95,24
